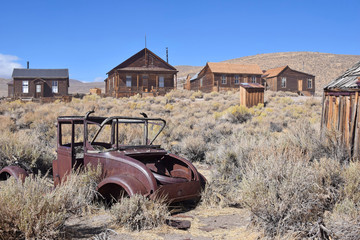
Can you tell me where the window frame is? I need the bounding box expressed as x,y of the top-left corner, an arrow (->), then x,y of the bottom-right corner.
307,78 -> 312,89
126,75 -> 132,87
52,80 -> 58,93
251,76 -> 256,83
22,80 -> 29,93
281,77 -> 287,88
159,76 -> 164,88
221,75 -> 227,84
234,75 -> 239,84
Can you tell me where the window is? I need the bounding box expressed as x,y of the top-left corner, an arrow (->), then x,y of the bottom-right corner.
252,76 -> 256,83
22,81 -> 29,93
36,84 -> 41,93
281,77 -> 286,88
126,75 -> 132,87
159,76 -> 164,88
200,77 -> 203,87
234,75 -> 239,84
307,79 -> 312,89
221,75 -> 227,84
52,81 -> 58,93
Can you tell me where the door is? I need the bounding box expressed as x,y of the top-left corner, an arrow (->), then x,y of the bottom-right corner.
298,80 -> 303,91
142,75 -> 149,92
35,84 -> 42,98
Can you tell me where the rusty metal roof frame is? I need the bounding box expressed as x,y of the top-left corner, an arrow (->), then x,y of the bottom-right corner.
91,115 -> 166,147
324,61 -> 360,90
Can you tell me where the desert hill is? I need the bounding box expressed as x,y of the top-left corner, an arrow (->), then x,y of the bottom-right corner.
68,79 -> 104,94
175,52 -> 360,93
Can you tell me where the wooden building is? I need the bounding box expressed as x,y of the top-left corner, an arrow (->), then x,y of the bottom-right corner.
8,68 -> 69,99
90,88 -> 102,95
321,61 -> 360,158
239,83 -> 264,108
262,65 -> 315,96
188,62 -> 263,93
105,48 -> 178,97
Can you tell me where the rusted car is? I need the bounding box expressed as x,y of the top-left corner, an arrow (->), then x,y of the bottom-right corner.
0,111 -> 206,202
54,111 -> 206,202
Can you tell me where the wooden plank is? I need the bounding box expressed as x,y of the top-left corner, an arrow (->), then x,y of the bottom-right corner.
349,92 -> 359,156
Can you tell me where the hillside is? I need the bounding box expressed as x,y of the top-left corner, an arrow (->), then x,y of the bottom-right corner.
69,79 -> 104,94
175,52 -> 360,93
0,78 -> 105,97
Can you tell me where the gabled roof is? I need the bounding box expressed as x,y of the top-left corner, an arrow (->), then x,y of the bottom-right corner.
263,65 -> 314,78
324,61 -> 360,90
190,72 -> 199,81
263,66 -> 288,78
107,48 -> 177,74
12,68 -> 69,79
207,62 -> 263,75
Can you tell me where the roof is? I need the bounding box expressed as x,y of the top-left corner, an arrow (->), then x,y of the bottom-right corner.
263,66 -> 287,78
107,48 -> 177,74
263,65 -> 315,78
12,68 -> 69,79
324,61 -> 360,90
190,72 -> 199,81
239,83 -> 265,89
207,62 -> 263,75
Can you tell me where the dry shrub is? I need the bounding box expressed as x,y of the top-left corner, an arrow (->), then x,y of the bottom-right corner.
180,136 -> 207,162
0,167 -> 100,239
324,161 -> 360,239
214,105 -> 252,123
110,194 -> 169,231
239,154 -> 329,238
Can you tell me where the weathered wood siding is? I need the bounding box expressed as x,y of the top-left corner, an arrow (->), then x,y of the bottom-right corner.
239,85 -> 264,108
12,78 -> 68,98
273,68 -> 315,95
190,68 -> 262,93
321,91 -> 360,158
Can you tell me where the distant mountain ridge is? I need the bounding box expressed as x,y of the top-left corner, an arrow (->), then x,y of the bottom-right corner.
175,52 -> 360,93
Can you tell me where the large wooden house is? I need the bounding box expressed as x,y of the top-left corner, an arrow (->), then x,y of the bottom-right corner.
187,62 -> 263,92
8,68 -> 69,99
321,61 -> 360,158
262,65 -> 315,96
105,48 -> 178,97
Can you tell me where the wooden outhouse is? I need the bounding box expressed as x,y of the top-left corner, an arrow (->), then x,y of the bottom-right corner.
321,61 -> 360,157
239,83 -> 264,108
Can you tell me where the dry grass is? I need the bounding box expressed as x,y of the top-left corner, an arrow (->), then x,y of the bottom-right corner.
110,194 -> 169,231
0,167 -> 100,239
0,89 -> 358,238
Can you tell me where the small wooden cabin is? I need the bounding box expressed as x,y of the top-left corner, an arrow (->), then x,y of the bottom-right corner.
8,68 -> 69,99
188,62 -> 263,93
239,83 -> 264,108
321,61 -> 360,158
90,88 -> 101,95
105,48 -> 178,97
262,66 -> 315,96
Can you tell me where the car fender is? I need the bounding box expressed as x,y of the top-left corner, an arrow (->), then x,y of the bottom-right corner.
0,166 -> 28,182
97,174 -> 148,197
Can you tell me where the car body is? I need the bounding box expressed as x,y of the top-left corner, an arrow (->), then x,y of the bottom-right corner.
52,111 -> 206,202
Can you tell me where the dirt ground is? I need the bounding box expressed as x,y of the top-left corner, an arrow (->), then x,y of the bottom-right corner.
64,207 -> 261,240
64,164 -> 261,240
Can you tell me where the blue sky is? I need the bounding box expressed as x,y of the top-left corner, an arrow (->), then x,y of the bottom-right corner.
0,0 -> 359,81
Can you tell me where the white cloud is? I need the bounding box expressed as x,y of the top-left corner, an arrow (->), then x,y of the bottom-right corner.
94,77 -> 105,82
0,53 -> 22,78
